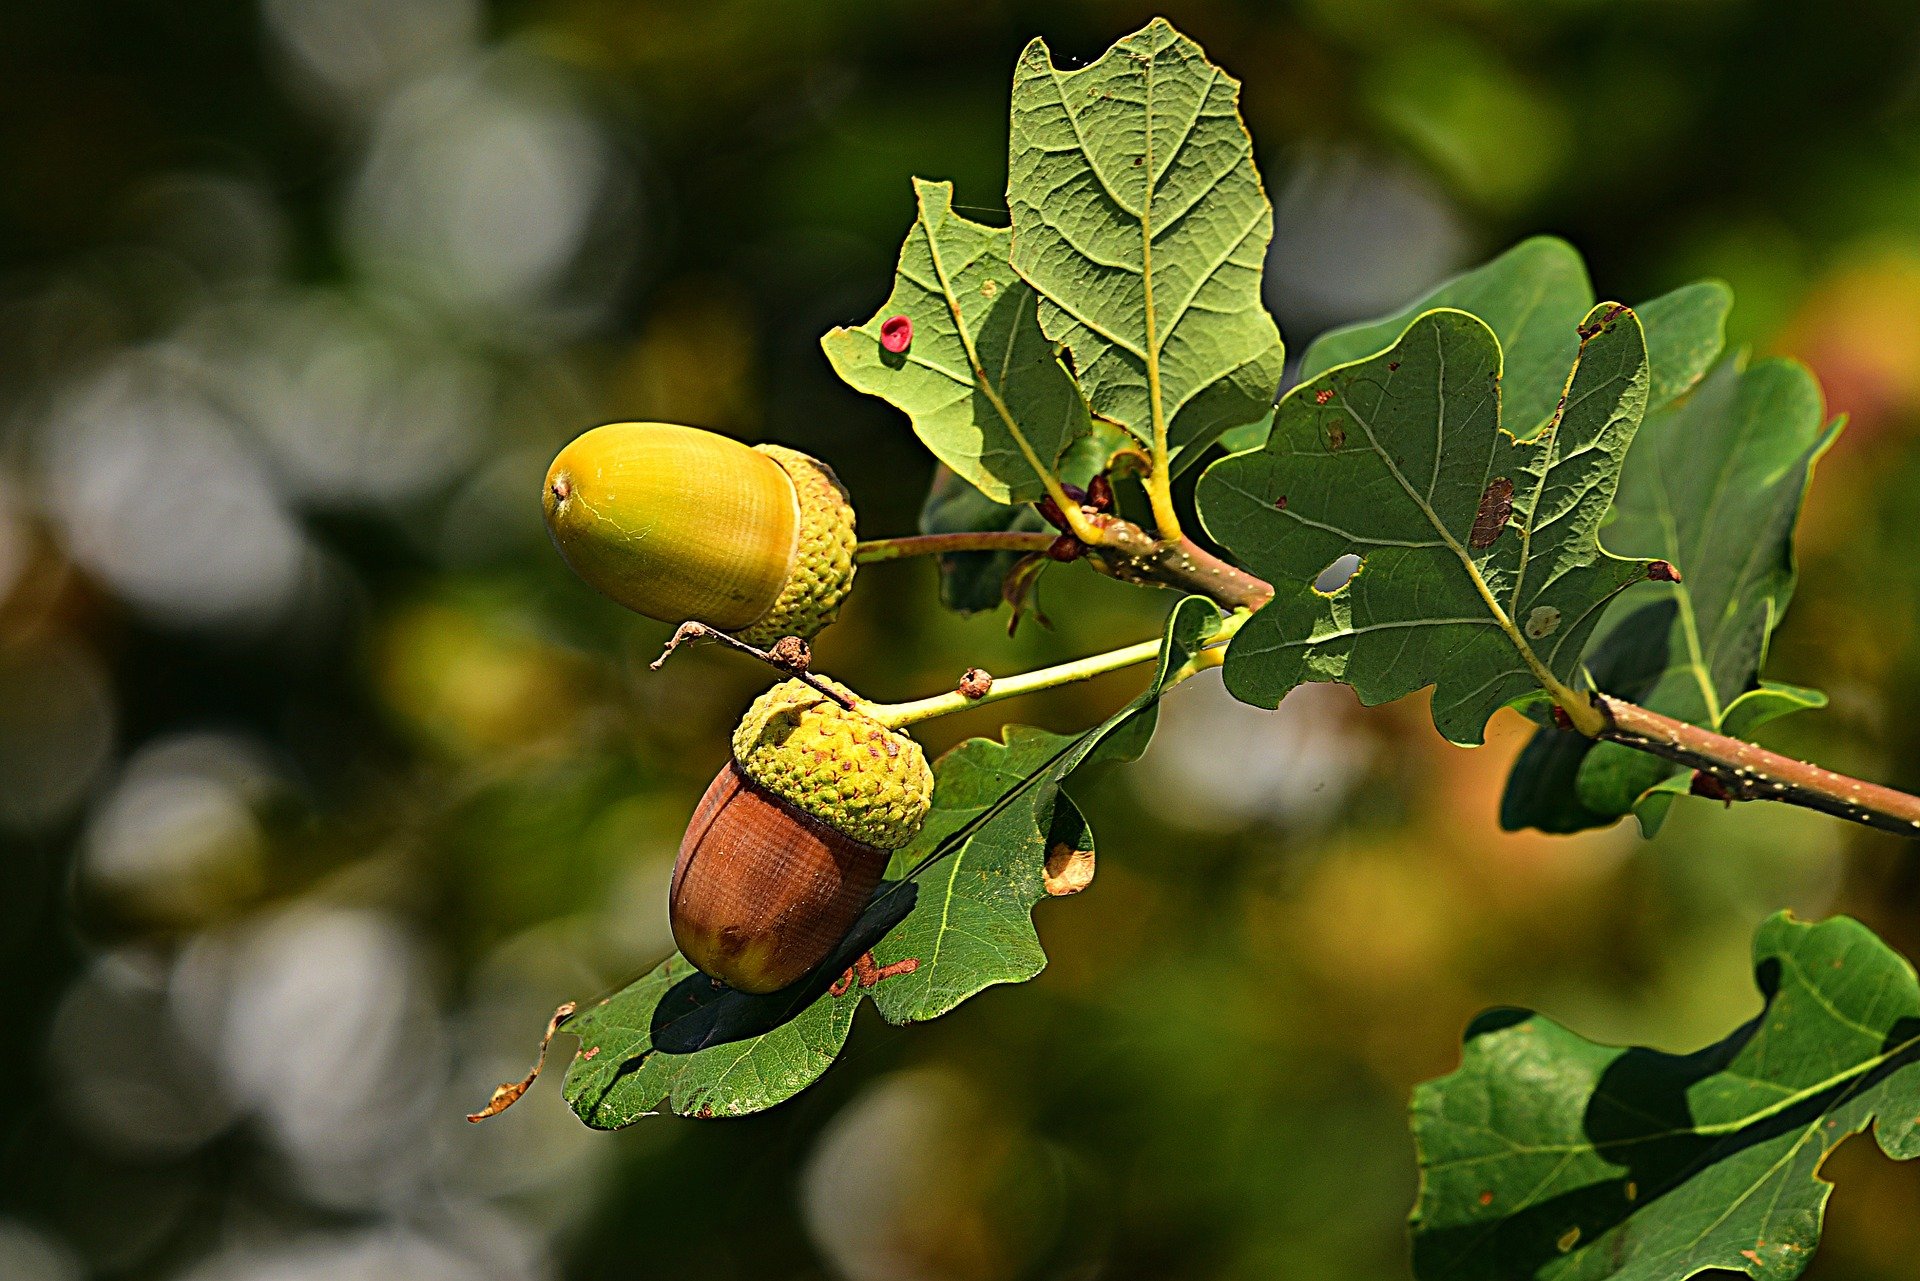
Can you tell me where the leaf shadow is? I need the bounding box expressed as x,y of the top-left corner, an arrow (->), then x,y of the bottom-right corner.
647,879 -> 919,1055
1417,961 -> 1920,1278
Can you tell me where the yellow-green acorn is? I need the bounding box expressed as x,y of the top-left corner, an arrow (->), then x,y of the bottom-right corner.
670,678 -> 934,993
543,422 -> 856,646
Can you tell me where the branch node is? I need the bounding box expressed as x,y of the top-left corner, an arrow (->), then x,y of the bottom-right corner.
650,623 -> 852,709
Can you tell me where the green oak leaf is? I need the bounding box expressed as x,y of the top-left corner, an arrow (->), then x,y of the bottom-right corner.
1502,356 -> 1840,835
1008,18 -> 1285,475
1412,912 -> 1920,1281
560,597 -> 1220,1122
1219,238 -> 1729,456
870,594 -> 1220,1022
1197,305 -> 1656,746
822,178 -> 1091,504
1637,281 -> 1736,410
560,940 -> 870,1125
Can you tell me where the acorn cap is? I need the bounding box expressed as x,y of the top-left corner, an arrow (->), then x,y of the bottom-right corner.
740,445 -> 857,647
731,678 -> 933,851
542,422 -> 856,642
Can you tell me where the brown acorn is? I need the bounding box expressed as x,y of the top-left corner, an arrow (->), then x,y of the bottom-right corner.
670,678 -> 934,993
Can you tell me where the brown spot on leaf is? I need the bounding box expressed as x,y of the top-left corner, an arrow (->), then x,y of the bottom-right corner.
1387,361 -> 1400,371
870,957 -> 920,983
1470,477 -> 1514,549
1647,559 -> 1682,582
1478,1191 -> 1495,1207
1326,423 -> 1346,451
1577,303 -> 1630,340
1274,495 -> 1288,510
1044,842 -> 1096,896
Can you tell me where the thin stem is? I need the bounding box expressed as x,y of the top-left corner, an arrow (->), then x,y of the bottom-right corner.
866,612 -> 1246,730
855,531 -> 1060,564
868,638 -> 1164,728
1083,519 -> 1273,612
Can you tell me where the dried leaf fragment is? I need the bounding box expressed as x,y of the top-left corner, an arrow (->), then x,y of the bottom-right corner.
467,1001 -> 577,1122
1044,841 -> 1096,896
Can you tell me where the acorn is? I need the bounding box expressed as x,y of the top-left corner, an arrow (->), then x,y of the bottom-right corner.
543,422 -> 857,646
671,678 -> 934,993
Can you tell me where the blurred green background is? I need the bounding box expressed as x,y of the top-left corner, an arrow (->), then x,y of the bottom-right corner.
6,1 -> 1920,1277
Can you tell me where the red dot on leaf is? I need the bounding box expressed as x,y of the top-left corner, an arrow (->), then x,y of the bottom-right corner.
880,315 -> 913,353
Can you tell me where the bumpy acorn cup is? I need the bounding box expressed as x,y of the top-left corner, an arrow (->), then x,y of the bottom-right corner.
543,422 -> 857,646
671,678 -> 934,994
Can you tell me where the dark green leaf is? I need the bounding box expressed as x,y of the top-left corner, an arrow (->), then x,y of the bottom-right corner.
822,178 -> 1091,504
867,593 -> 1221,1023
1502,356 -> 1839,834
1008,18 -> 1285,474
1637,280 -> 1733,409
1197,305 -> 1653,745
560,597 -> 1221,1121
1412,912 -> 1920,1281
918,466 -> 1052,615
1301,237 -> 1593,435
917,428 -> 1116,616
1291,240 -> 1725,447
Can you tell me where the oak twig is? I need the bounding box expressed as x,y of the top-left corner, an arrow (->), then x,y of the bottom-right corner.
1595,695 -> 1920,837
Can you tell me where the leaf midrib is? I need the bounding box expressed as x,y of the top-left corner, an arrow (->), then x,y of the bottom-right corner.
919,189 -> 1069,496
1333,325 -> 1563,698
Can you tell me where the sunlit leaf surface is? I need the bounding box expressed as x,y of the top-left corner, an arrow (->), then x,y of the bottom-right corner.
1008,18 -> 1284,474
823,178 -> 1090,504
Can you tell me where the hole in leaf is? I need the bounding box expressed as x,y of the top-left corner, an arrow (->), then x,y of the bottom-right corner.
1314,553 -> 1361,594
